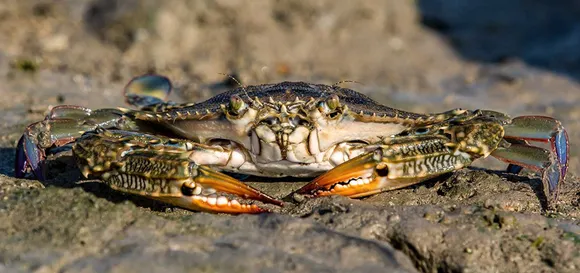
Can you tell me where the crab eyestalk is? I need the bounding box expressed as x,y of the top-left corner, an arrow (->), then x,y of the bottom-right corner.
229,95 -> 247,115
325,94 -> 340,110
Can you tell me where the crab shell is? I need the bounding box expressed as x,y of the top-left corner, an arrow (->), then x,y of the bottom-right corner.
130,81 -> 449,178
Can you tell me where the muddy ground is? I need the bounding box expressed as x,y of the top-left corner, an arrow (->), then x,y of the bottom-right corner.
0,1 -> 579,272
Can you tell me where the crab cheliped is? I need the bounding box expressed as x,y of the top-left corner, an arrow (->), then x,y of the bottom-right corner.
16,75 -> 569,213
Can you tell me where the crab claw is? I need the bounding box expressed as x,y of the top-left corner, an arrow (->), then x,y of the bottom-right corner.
180,165 -> 283,214
297,149 -> 440,198
15,132 -> 46,180
73,129 -> 283,214
107,163 -> 282,214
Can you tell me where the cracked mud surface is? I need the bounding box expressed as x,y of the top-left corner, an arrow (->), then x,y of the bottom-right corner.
0,1 -> 579,272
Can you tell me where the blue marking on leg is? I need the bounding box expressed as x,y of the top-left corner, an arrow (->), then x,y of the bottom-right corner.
506,164 -> 523,174
554,129 -> 569,179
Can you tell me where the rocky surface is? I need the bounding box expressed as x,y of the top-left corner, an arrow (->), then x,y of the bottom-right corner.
0,1 -> 579,272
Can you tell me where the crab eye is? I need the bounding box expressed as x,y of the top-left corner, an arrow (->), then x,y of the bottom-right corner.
318,95 -> 342,119
414,128 -> 429,135
318,95 -> 340,111
228,95 -> 247,116
326,94 -> 340,110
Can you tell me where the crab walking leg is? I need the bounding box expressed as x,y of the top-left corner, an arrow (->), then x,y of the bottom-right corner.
297,135 -> 475,197
15,106 -> 136,179
493,116 -> 569,203
73,129 -> 282,213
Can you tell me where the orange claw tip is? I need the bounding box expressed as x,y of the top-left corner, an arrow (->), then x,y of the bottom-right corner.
190,196 -> 270,214
296,153 -> 377,196
196,167 -> 284,206
197,202 -> 270,214
158,195 -> 271,214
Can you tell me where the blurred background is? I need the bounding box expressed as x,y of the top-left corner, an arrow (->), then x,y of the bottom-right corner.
0,0 -> 579,173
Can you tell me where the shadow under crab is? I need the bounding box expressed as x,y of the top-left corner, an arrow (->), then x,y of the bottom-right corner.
14,75 -> 569,213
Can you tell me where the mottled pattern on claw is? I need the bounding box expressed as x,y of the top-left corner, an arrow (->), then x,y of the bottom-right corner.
73,129 -> 282,213
124,74 -> 172,108
296,141 -> 463,199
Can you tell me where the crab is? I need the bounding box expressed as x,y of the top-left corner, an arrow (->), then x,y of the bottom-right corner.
15,75 -> 569,214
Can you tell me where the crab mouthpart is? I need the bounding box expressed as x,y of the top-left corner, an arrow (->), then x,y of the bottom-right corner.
296,152 -> 384,198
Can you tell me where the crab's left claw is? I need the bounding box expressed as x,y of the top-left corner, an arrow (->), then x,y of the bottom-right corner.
297,136 -> 471,198
296,151 -> 392,198
492,116 -> 569,204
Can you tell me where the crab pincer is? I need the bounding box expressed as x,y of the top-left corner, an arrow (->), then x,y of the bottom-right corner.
297,135 -> 467,198
73,129 -> 283,214
298,114 -> 569,208
151,164 -> 283,214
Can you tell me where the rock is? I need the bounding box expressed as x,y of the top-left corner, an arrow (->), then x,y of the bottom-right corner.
0,187 -> 417,273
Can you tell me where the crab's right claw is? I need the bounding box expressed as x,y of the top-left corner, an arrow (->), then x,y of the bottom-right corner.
295,152 -> 384,197
15,132 -> 46,180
